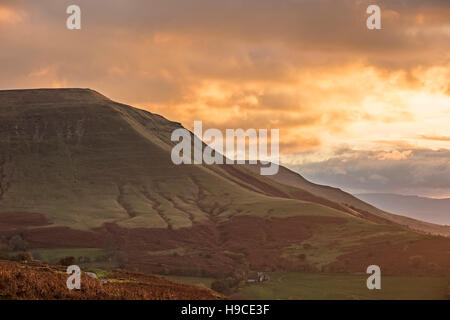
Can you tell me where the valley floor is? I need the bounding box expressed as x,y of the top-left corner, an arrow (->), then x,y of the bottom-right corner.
171,273 -> 450,300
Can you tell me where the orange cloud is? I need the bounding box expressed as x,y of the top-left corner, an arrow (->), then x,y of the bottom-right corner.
420,135 -> 450,142
0,0 -> 449,159
0,6 -> 23,24
371,150 -> 413,161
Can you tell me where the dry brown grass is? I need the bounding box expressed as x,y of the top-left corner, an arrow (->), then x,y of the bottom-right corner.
0,260 -> 223,300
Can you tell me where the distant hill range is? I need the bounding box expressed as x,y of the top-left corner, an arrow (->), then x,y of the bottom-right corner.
355,193 -> 450,226
0,88 -> 449,278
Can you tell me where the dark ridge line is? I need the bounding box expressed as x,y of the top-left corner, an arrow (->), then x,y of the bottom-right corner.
115,184 -> 137,218
188,175 -> 221,220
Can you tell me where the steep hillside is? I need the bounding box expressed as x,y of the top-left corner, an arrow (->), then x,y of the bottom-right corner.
0,88 -> 449,278
0,89 -> 355,230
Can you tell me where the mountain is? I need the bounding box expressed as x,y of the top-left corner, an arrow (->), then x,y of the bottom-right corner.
0,88 -> 449,278
355,193 -> 450,226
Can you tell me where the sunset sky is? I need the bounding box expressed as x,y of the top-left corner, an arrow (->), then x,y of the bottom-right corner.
1,0 -> 449,197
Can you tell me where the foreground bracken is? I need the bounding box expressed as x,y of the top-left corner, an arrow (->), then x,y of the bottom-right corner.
0,260 -> 223,300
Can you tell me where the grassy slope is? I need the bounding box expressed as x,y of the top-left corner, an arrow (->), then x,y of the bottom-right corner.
281,221 -> 420,269
0,88 -> 371,230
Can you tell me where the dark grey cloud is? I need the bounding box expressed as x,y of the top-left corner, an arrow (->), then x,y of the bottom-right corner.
290,148 -> 450,197
5,0 -> 450,56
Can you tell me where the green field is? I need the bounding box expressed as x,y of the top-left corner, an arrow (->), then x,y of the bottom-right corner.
233,272 -> 449,300
169,272 -> 449,300
31,248 -> 108,264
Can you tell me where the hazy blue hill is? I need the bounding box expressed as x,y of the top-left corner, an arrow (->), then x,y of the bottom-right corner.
355,193 -> 450,226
